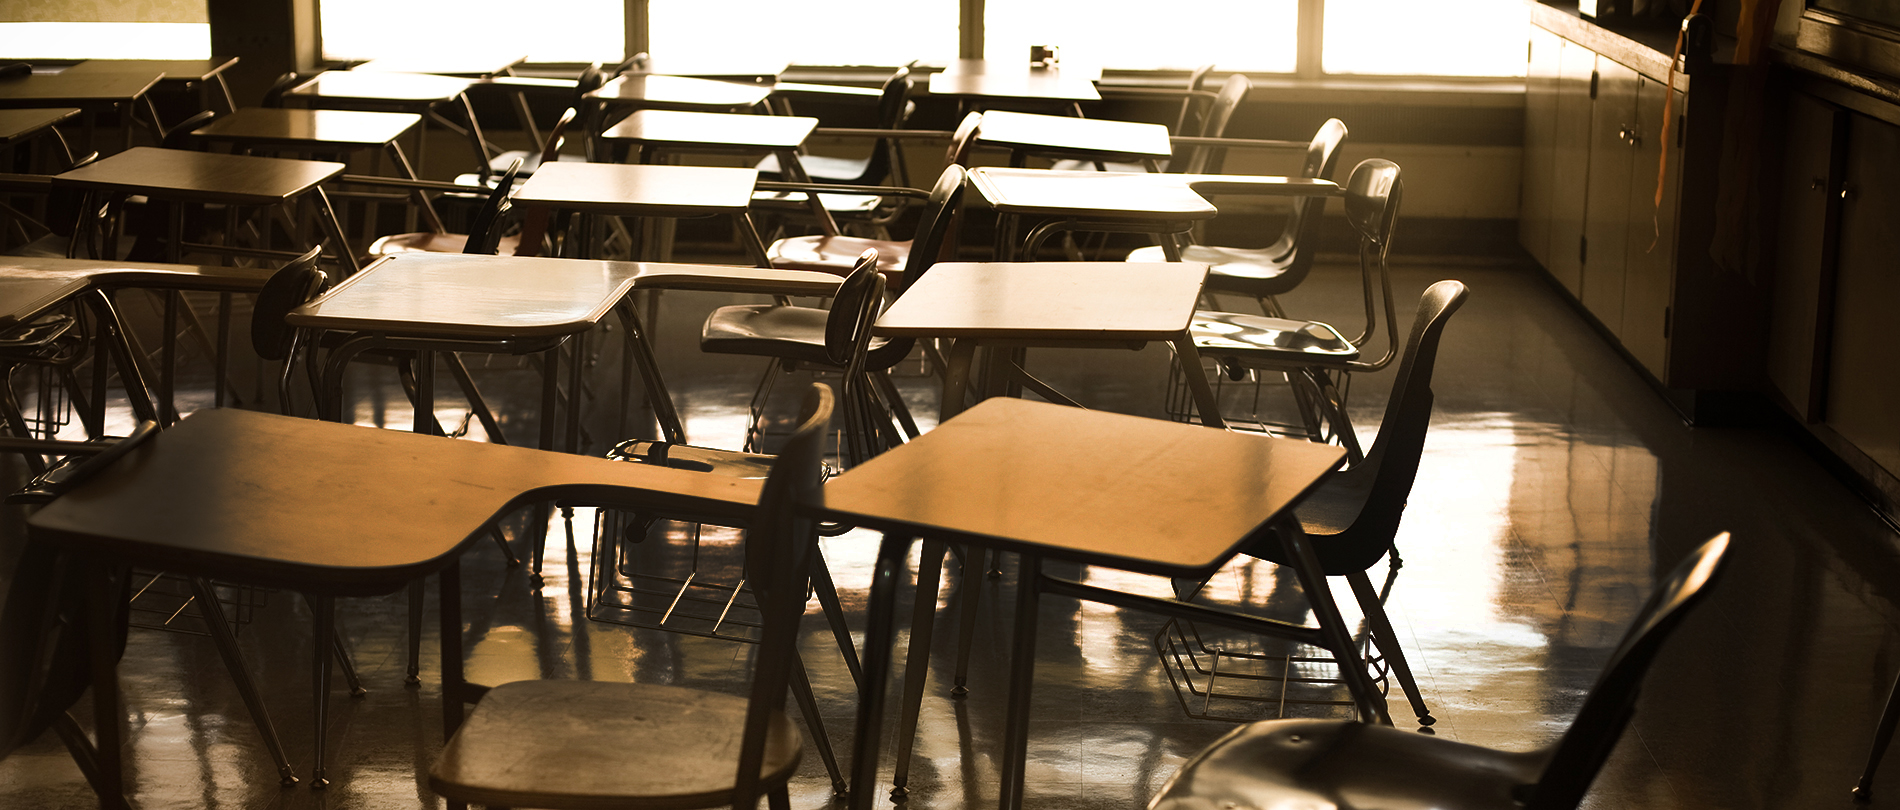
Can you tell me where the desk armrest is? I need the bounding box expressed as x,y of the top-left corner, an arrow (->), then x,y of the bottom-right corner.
811,127 -> 955,142
754,181 -> 929,201
337,174 -> 493,194
632,264 -> 841,296
1177,175 -> 1341,198
771,81 -> 884,99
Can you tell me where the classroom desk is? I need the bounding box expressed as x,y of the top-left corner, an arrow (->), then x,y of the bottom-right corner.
928,59 -> 1100,115
61,58 -> 240,114
598,109 -> 838,235
350,53 -> 527,78
968,167 -> 1215,260
0,69 -> 162,151
511,161 -> 772,264
281,70 -> 491,181
26,406 -> 776,799
872,260 -> 1226,428
823,397 -> 1362,810
975,109 -> 1172,169
189,107 -> 443,233
0,107 -> 78,160
587,73 -> 774,114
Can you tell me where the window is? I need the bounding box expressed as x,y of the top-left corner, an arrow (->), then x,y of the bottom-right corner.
1322,0 -> 1528,77
648,0 -> 958,68
319,0 -> 624,64
2,0 -> 209,60
982,0 -> 1297,73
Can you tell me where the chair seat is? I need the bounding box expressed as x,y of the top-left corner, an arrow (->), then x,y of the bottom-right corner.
366,231 -> 521,257
1129,241 -> 1300,296
1190,310 -> 1357,366
1151,717 -> 1548,810
430,679 -> 803,809
608,438 -> 776,478
768,235 -> 908,278
702,304 -> 894,367
757,152 -> 873,185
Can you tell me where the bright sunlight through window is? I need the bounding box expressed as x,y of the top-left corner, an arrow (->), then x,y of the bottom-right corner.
1324,0 -> 1528,77
320,0 -> 624,63
985,0 -> 1298,72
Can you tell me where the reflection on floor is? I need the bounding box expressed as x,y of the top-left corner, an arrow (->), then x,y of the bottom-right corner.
3,258 -> 1900,810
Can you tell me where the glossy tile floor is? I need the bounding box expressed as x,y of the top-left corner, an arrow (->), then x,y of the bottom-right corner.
3,255 -> 1900,809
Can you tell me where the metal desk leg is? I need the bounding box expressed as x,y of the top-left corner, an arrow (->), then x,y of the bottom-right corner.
307,593 -> 336,789
613,297 -> 687,444
998,552 -> 1044,810
847,532 -> 915,810
1169,336 -> 1227,430
440,557 -> 469,737
85,562 -> 128,809
938,339 -> 981,422
891,540 -> 948,800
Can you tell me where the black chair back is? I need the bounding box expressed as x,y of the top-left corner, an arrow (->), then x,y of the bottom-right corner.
732,382 -> 833,810
1176,74 -> 1250,174
250,247 -> 328,413
1529,533 -> 1731,809
463,158 -> 523,255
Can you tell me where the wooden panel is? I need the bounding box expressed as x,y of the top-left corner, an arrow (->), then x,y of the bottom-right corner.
1767,92 -> 1845,421
1825,113 -> 1900,475
1520,26 -> 1563,269
1582,59 -> 1638,333
1620,76 -> 1683,379
1548,41 -> 1597,297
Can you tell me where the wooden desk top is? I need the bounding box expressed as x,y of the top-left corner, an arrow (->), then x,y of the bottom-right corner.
599,109 -> 816,151
586,74 -> 772,112
874,261 -> 1209,341
0,70 -> 161,106
976,110 -> 1171,162
54,147 -> 344,205
969,167 -> 1217,220
0,107 -> 78,144
822,397 -> 1344,577
27,408 -> 765,595
351,53 -> 527,78
928,61 -> 1099,102
286,253 -> 839,337
62,58 -> 239,84
191,108 -> 421,148
512,161 -> 759,217
0,257 -> 274,328
285,70 -> 477,103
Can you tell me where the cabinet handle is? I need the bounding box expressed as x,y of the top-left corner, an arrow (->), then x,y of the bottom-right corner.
1618,126 -> 1643,147
1811,178 -> 1826,190
1842,185 -> 1856,200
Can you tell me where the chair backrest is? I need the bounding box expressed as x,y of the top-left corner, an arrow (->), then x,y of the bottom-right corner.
0,419 -> 158,762
1340,158 -> 1403,352
1318,278 -> 1467,574
540,107 -> 577,167
261,72 -> 302,108
571,63 -> 606,109
1253,118 -> 1349,288
825,252 -> 895,466
944,111 -> 983,168
854,66 -> 914,187
0,63 -> 30,81
463,158 -> 523,254
160,109 -> 218,151
613,52 -> 651,76
732,382 -> 833,810
1527,533 -> 1731,809
1176,74 -> 1250,174
1171,64 -> 1216,135
250,247 -> 329,414
894,164 -> 968,294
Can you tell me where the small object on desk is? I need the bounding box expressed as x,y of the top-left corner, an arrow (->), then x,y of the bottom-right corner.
1029,45 -> 1060,67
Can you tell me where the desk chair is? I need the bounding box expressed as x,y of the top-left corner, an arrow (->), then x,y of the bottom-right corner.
1150,533 -> 1731,810
1165,279 -> 1468,730
1182,158 -> 1401,457
1129,119 -> 1349,315
431,383 -> 835,810
1053,72 -> 1250,175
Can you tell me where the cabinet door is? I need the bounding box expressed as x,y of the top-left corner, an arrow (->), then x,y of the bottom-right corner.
1582,58 -> 1638,332
1520,26 -> 1563,268
1826,113 -> 1900,475
1547,42 -> 1596,297
1620,74 -> 1683,379
1767,92 -> 1845,421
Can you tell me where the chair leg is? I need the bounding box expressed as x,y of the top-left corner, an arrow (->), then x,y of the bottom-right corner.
951,546 -> 984,696
891,540 -> 947,800
1346,570 -> 1433,727
1857,666 -> 1900,801
406,579 -> 425,686
789,655 -> 848,796
811,548 -> 863,687
189,577 -> 298,785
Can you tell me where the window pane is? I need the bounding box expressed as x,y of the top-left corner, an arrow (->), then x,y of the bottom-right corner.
1323,0 -> 1528,77
0,22 -> 209,59
320,0 -> 624,64
984,1 -> 1297,73
648,0 -> 958,68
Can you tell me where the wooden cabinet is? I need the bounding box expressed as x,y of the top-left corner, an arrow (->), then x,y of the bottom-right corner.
1547,37 -> 1597,298
1824,113 -> 1900,474
1619,73 -> 1684,377
1766,91 -> 1844,422
1521,26 -> 1563,270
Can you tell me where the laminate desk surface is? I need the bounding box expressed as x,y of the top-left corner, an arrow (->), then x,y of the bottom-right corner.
969,167 -> 1217,220
190,107 -> 421,147
286,253 -> 837,338
875,261 -> 1207,341
823,396 -> 1345,577
52,146 -> 345,206
25,407 -> 765,597
284,70 -> 478,103
928,60 -> 1100,103
60,58 -> 238,84
351,53 -> 527,78
976,110 -> 1171,164
0,70 -> 161,107
512,161 -> 760,217
0,256 -> 274,328
586,74 -> 773,112
0,106 -> 77,143
600,109 -> 817,151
